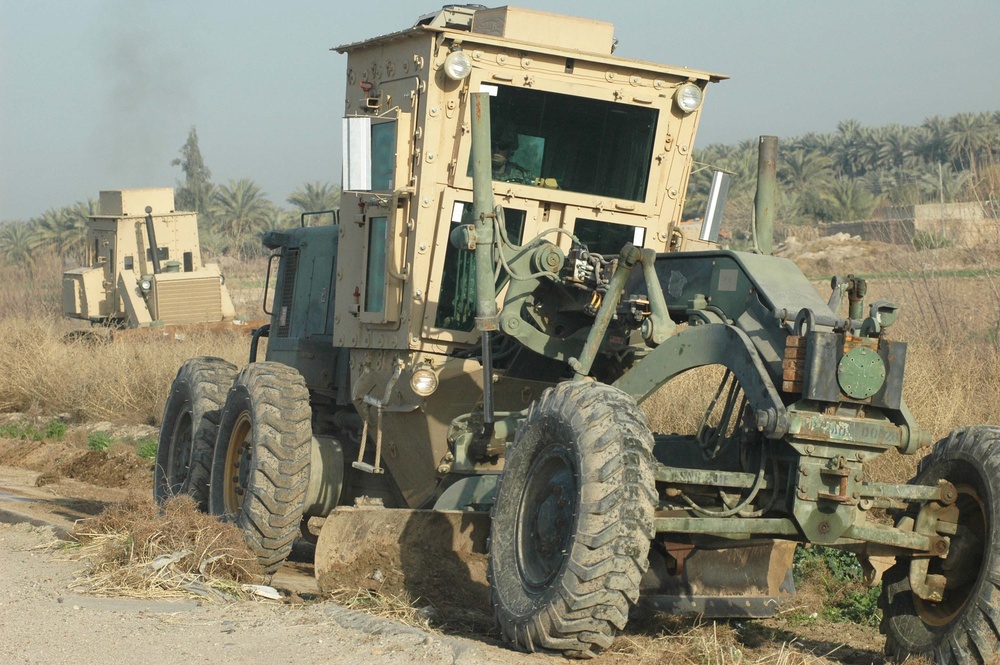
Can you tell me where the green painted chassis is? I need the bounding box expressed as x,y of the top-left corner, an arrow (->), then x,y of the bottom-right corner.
490,247 -> 943,559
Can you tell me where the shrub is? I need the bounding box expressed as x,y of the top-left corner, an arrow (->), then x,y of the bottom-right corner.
135,436 -> 158,460
87,430 -> 113,452
43,418 -> 67,439
794,545 -> 882,626
912,230 -> 952,250
0,418 -> 66,441
0,422 -> 39,440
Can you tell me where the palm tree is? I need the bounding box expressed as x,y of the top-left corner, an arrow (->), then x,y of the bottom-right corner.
916,162 -> 969,204
828,177 -> 878,221
685,141 -> 758,227
787,132 -> 834,157
878,125 -> 916,171
865,168 -> 924,207
780,149 -> 834,191
833,119 -> 867,177
30,206 -> 88,262
211,179 -> 271,256
287,181 -> 341,226
914,116 -> 951,166
0,221 -> 35,268
948,112 -> 992,175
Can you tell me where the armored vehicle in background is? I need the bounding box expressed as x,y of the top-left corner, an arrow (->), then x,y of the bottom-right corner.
63,188 -> 236,329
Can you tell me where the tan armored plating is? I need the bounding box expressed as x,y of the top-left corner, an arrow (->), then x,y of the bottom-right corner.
333,5 -> 725,355
62,188 -> 236,327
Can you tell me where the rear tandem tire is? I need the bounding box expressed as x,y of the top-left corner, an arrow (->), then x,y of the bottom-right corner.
880,425 -> 1000,664
488,381 -> 656,658
154,357 -> 237,510
209,362 -> 312,575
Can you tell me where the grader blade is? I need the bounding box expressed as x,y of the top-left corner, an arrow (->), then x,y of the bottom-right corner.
313,507 -> 491,595
641,540 -> 798,618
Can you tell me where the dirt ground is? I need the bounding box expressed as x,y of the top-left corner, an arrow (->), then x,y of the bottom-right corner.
0,439 -> 893,665
0,519 -> 550,665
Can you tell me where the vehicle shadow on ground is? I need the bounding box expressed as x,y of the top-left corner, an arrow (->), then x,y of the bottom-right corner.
397,511 -> 497,638
736,622 -> 886,665
591,605 -> 889,664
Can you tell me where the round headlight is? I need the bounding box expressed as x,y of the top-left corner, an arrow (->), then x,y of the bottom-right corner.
139,278 -> 152,292
443,50 -> 472,81
410,367 -> 439,397
675,82 -> 704,114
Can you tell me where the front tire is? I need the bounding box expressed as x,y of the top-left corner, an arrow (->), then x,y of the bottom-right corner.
880,425 -> 1000,664
209,362 -> 312,574
488,381 -> 656,658
154,357 -> 237,510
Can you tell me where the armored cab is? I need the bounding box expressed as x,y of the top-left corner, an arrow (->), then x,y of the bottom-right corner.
284,5 -> 725,506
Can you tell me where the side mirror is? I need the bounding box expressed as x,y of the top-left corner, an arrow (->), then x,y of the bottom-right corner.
342,116 -> 372,191
700,171 -> 730,243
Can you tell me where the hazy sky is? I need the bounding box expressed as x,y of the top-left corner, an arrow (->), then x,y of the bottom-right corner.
2,0 -> 998,222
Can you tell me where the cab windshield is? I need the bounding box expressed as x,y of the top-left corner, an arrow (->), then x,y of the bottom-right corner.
483,84 -> 658,202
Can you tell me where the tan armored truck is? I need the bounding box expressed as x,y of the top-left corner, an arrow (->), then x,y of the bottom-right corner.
63,188 -> 236,328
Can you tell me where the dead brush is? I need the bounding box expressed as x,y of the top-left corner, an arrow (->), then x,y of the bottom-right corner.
325,586 -> 432,630
610,614 -> 815,665
0,316 -> 250,423
69,494 -> 262,600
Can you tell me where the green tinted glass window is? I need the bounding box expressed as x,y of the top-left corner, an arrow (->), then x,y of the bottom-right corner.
435,204 -> 525,331
480,86 -> 657,201
574,218 -> 640,256
365,216 -> 387,312
371,122 -> 396,191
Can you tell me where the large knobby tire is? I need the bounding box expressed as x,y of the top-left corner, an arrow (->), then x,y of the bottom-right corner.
880,425 -> 1000,664
209,362 -> 312,574
488,381 -> 656,658
154,357 -> 237,510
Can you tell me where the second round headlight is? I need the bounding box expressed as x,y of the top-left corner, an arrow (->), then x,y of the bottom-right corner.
675,82 -> 704,114
443,50 -> 472,81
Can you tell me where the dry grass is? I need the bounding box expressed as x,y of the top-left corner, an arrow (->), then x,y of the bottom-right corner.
610,621 -> 769,665
215,255 -> 270,318
325,586 -> 433,630
0,252 -> 257,425
68,494 -> 262,600
0,317 -> 252,424
0,250 -> 65,318
642,365 -> 733,435
607,613 -> 843,665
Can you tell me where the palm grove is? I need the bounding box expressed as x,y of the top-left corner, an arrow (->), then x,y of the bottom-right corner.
0,127 -> 342,269
3,112 -> 999,267
684,112 -> 998,242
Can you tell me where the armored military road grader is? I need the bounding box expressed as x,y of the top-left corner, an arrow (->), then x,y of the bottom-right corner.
154,6 -> 999,663
64,188 -> 237,330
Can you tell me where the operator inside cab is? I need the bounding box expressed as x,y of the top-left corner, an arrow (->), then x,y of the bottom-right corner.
491,127 -> 531,184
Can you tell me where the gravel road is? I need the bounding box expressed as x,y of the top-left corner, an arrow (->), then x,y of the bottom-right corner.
0,522 -> 559,665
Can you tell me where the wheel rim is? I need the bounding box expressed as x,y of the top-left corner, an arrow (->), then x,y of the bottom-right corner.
168,410 -> 193,489
222,411 -> 253,514
915,483 -> 987,627
515,445 -> 577,590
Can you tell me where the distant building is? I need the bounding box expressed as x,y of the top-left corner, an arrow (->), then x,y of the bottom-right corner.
824,202 -> 998,247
